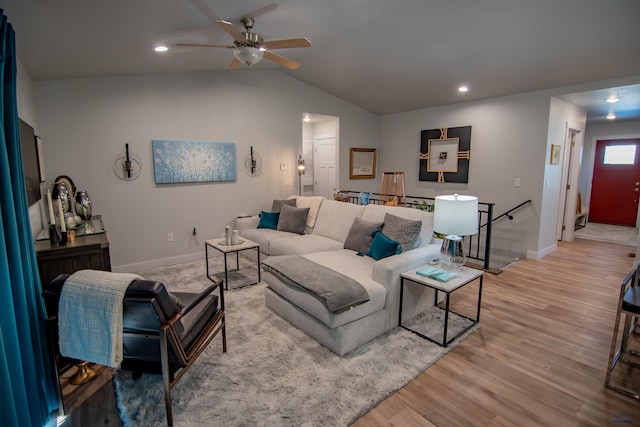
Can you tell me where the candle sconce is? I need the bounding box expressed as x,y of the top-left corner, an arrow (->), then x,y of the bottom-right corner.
113,143 -> 142,181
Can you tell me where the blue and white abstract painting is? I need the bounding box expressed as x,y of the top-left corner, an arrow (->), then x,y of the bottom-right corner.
152,140 -> 236,184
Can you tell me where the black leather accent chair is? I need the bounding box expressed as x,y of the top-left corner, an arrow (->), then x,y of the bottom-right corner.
605,263 -> 640,400
44,273 -> 226,426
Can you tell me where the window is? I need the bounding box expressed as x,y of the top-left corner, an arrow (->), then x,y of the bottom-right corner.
604,145 -> 636,165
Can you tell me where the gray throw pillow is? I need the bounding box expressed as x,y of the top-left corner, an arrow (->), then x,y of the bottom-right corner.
343,218 -> 383,254
277,204 -> 310,235
271,198 -> 296,213
381,213 -> 422,252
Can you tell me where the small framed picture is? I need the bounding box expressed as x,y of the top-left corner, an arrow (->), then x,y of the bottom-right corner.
350,148 -> 377,179
550,144 -> 561,165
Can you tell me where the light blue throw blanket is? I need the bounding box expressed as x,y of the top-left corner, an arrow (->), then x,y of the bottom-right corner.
58,270 -> 142,367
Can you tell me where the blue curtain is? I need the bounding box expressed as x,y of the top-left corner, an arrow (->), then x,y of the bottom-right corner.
0,10 -> 58,427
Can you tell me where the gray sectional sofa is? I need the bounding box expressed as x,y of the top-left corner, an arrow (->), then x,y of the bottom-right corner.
236,196 -> 441,355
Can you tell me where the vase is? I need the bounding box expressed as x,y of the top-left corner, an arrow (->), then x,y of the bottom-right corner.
51,182 -> 71,213
75,190 -> 92,220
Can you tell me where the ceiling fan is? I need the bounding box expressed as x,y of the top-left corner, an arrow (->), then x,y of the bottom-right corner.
177,17 -> 311,70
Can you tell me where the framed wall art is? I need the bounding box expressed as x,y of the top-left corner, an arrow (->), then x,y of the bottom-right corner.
550,144 -> 561,165
349,147 -> 377,179
152,140 -> 236,184
419,126 -> 472,183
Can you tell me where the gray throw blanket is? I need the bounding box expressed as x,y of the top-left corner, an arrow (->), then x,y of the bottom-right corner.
262,255 -> 370,313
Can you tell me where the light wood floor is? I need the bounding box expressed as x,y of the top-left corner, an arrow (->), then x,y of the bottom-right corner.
352,238 -> 640,427
59,238 -> 640,426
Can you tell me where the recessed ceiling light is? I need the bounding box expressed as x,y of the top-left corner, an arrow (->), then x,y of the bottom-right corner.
303,115 -> 310,122
154,46 -> 169,53
606,96 -> 619,103
606,112 -> 616,120
458,86 -> 469,93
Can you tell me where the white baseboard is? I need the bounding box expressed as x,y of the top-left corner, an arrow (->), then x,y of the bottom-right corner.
112,252 -> 203,273
527,243 -> 557,260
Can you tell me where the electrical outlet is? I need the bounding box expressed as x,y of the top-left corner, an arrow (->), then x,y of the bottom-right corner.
167,232 -> 174,242
514,178 -> 520,188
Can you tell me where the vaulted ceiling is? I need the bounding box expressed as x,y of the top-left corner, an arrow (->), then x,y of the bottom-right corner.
2,0 -> 640,121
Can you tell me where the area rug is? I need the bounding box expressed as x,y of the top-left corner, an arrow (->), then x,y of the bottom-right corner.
575,222 -> 638,246
116,257 -> 478,426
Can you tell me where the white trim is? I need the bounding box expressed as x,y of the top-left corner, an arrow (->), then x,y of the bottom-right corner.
112,251 -> 202,273
527,243 -> 557,260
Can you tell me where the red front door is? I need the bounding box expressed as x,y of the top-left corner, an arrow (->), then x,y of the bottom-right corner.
589,138 -> 640,226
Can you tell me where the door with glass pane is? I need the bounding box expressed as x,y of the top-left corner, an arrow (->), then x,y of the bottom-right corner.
589,139 -> 640,226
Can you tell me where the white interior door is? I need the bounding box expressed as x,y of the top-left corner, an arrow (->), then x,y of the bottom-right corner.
314,137 -> 336,199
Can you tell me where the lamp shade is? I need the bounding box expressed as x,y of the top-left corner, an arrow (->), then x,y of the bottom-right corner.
233,46 -> 264,66
433,194 -> 478,236
379,172 -> 405,206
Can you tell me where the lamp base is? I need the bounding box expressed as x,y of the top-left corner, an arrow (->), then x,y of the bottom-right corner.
440,235 -> 466,271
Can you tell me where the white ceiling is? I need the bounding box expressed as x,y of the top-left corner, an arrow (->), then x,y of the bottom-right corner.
2,0 -> 640,121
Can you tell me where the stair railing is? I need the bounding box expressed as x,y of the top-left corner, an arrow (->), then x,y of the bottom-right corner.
338,191 -> 495,270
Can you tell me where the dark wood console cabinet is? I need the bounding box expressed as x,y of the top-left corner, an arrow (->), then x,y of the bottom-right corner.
35,217 -> 111,288
35,216 -> 112,414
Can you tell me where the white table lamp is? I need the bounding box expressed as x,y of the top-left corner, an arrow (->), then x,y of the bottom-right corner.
433,194 -> 479,271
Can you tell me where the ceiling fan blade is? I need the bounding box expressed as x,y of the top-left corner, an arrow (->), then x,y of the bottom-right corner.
263,38 -> 311,50
264,52 -> 300,70
176,43 -> 234,48
226,57 -> 243,70
216,20 -> 247,43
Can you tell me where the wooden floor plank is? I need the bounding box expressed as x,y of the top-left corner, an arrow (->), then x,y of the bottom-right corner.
352,239 -> 640,426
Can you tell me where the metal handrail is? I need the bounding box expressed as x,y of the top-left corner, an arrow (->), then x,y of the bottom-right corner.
338,191 -> 495,270
489,199 -> 532,225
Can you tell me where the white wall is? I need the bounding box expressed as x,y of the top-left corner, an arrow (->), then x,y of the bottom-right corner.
377,90 -> 557,267
33,70 -> 379,270
539,97 -> 586,250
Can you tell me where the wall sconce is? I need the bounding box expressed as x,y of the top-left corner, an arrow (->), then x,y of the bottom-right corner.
297,154 -> 306,195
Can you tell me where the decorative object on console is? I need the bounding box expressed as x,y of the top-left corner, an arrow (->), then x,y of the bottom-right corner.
349,148 -> 377,179
419,126 -> 472,183
52,181 -> 72,212
379,171 -> 405,206
297,154 -> 306,195
244,146 -> 262,176
75,190 -> 92,220
434,194 -> 478,271
152,140 -> 236,184
359,192 -> 370,205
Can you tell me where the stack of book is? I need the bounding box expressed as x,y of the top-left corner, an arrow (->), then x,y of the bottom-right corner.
416,266 -> 456,282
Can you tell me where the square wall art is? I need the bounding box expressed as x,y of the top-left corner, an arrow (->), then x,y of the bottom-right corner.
152,140 -> 236,184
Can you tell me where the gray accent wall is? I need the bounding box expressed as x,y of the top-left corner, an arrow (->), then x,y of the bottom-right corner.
18,62 -> 640,271
33,70 -> 379,270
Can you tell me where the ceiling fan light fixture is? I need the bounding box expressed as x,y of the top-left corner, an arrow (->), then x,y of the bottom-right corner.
233,46 -> 264,66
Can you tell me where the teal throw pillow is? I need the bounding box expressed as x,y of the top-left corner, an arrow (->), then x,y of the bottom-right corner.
367,231 -> 403,260
257,211 -> 280,230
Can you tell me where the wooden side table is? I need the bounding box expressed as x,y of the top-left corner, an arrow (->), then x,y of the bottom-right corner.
400,265 -> 483,346
205,238 -> 261,290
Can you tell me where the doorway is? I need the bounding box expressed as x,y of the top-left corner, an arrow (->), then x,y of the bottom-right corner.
301,113 -> 339,199
589,138 -> 640,226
